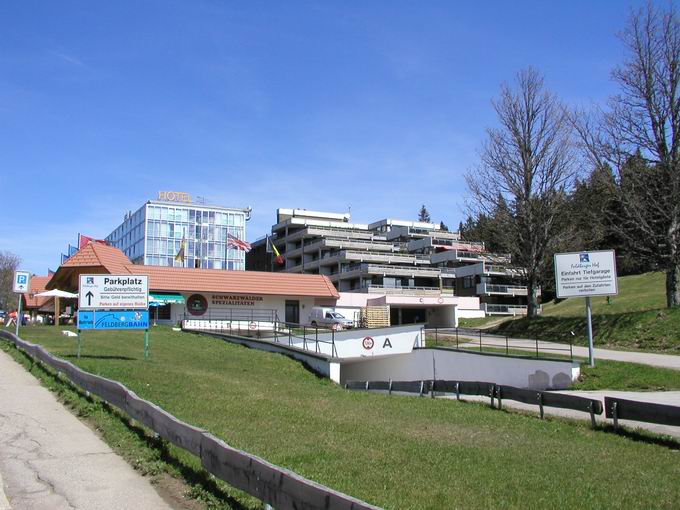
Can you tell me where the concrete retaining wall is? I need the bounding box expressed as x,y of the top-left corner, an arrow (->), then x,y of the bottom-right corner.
339,348 -> 580,390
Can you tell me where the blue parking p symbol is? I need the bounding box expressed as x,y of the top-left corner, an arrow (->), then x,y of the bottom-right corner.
17,275 -> 27,284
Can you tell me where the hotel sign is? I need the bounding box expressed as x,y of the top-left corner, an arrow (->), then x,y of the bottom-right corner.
554,250 -> 618,298
158,191 -> 192,203
79,274 -> 149,310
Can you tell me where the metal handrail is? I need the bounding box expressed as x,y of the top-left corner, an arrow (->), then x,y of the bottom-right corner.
424,327 -> 573,361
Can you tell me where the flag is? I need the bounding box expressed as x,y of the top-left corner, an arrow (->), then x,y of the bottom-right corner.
61,253 -> 68,264
270,238 -> 285,266
47,268 -> 55,276
175,237 -> 186,264
227,233 -> 252,253
79,234 -> 93,249
68,244 -> 78,256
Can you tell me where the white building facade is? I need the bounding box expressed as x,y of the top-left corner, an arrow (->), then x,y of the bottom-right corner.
106,192 -> 251,270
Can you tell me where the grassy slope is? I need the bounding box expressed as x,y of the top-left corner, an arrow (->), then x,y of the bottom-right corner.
424,335 -> 680,391
10,326 -> 680,509
493,272 -> 680,352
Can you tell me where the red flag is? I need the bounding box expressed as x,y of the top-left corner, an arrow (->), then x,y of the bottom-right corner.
227,233 -> 252,252
79,234 -> 94,249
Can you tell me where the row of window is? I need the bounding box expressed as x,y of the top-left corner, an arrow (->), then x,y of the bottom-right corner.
146,205 -> 245,227
145,238 -> 245,259
144,255 -> 244,270
146,221 -> 244,242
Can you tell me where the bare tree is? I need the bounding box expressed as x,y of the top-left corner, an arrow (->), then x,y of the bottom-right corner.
466,68 -> 577,318
575,3 -> 680,307
0,251 -> 21,312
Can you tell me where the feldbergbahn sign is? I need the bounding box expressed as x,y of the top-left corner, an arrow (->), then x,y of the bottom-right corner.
554,250 -> 618,298
78,274 -> 149,310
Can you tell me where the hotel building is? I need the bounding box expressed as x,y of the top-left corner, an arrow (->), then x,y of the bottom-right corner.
105,192 -> 251,270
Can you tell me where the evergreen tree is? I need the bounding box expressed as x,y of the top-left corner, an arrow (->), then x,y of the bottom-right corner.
418,205 -> 431,223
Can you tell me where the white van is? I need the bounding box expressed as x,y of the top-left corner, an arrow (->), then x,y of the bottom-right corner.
309,307 -> 354,329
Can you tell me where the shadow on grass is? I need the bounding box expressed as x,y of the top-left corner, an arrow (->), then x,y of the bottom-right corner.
64,354 -> 137,361
598,423 -> 680,451
11,345 -> 251,510
102,403 -> 251,510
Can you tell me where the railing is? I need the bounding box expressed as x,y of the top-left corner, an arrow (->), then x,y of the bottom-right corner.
182,309 -> 279,322
360,263 -> 441,275
483,304 -> 530,315
0,330 -> 379,510
183,319 -> 341,358
347,377 -> 680,434
345,378 -> 603,427
424,327 -> 573,360
477,283 -> 529,296
483,264 -> 523,276
360,284 -> 455,296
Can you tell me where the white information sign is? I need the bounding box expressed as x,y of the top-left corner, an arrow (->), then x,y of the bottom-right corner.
554,250 -> 618,298
13,271 -> 31,293
79,274 -> 149,310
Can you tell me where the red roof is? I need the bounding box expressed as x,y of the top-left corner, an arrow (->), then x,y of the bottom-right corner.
49,244 -> 338,299
61,242 -> 132,274
23,276 -> 52,309
130,265 -> 339,298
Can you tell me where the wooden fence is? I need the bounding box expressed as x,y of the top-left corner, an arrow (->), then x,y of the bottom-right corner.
0,331 -> 380,510
347,379 -> 609,428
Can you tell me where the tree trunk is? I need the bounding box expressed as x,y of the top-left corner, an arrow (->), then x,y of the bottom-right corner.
527,278 -> 540,318
667,263 -> 680,308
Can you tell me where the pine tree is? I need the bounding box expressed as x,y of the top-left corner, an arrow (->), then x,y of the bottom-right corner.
418,205 -> 431,223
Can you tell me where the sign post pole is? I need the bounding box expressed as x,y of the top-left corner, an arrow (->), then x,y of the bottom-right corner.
585,297 -> 594,367
15,292 -> 22,337
77,330 -> 82,359
144,329 -> 149,360
554,250 -> 618,370
12,270 -> 31,337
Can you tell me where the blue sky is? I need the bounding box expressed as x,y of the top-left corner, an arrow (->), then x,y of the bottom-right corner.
0,0 -> 648,274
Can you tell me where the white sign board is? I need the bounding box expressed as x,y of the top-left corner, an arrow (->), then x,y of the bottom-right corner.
13,271 -> 31,293
79,274 -> 149,310
554,250 -> 618,298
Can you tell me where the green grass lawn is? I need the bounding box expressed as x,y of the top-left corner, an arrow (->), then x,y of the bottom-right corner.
492,272 -> 680,352
424,335 -> 680,391
6,325 -> 680,509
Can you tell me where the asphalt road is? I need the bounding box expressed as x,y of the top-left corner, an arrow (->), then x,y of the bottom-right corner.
0,349 -> 172,510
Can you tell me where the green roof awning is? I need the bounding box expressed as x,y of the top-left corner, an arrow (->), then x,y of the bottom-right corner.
150,293 -> 185,304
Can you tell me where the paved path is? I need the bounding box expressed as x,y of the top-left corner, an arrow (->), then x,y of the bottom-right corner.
440,329 -> 680,370
456,390 -> 680,439
0,349 -> 172,510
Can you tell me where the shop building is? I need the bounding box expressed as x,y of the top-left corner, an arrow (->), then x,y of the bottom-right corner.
46,242 -> 339,325
105,192 -> 251,270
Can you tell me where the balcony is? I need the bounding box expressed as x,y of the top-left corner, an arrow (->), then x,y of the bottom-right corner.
361,284 -> 455,296
319,250 -> 430,267
343,263 -> 441,278
476,283 -> 533,296
483,304 -> 529,315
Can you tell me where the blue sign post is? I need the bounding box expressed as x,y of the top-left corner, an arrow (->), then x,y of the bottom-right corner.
76,310 -> 151,359
78,310 -> 150,330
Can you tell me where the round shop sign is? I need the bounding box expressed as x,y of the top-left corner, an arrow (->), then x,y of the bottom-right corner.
187,294 -> 208,316
362,336 -> 375,350
249,321 -> 257,330
437,297 -> 444,304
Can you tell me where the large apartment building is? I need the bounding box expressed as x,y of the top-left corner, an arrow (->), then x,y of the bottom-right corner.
247,209 -> 537,317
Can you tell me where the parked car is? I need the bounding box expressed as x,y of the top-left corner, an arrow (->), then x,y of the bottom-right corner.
309,307 -> 354,329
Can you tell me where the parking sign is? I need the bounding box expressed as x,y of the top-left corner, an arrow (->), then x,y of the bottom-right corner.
13,271 -> 31,293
